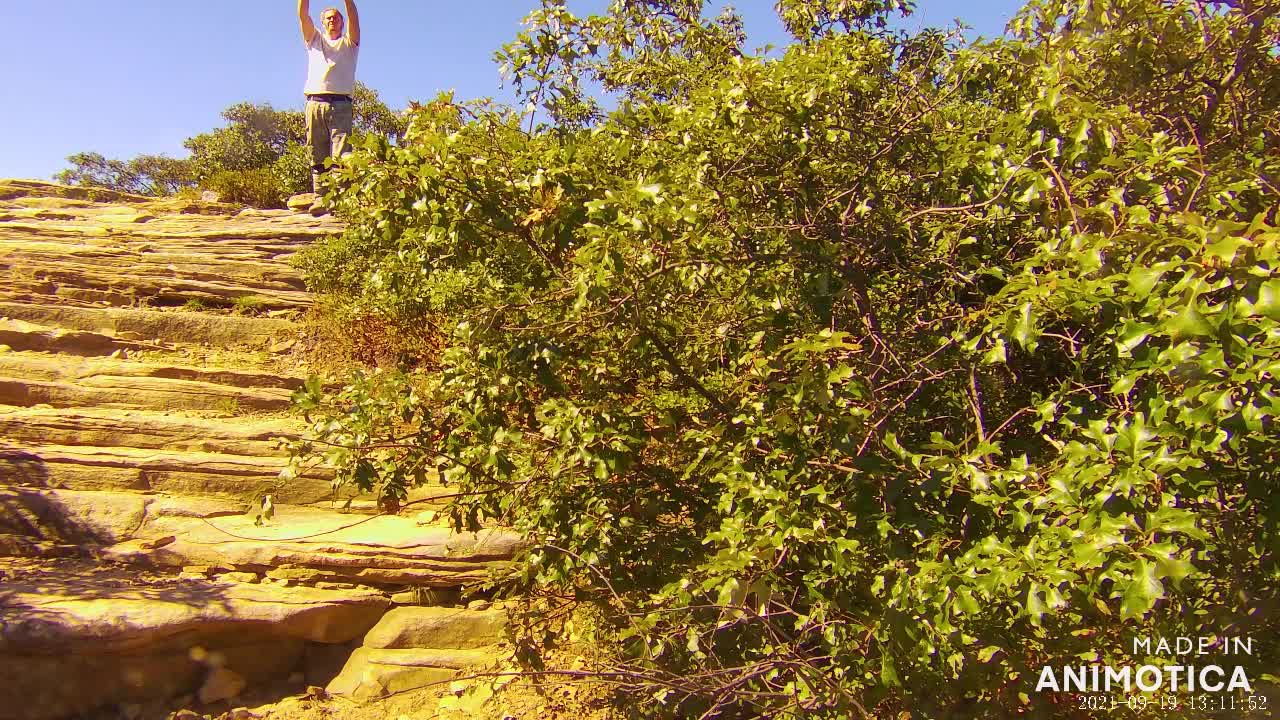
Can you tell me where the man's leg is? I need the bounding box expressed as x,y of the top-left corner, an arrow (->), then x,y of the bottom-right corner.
330,100 -> 354,161
305,100 -> 332,194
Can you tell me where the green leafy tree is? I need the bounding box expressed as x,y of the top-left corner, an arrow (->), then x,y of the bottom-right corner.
293,0 -> 1278,716
54,151 -> 193,197
56,82 -> 408,207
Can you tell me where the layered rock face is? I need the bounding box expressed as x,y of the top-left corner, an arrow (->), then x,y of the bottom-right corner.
0,181 -> 515,719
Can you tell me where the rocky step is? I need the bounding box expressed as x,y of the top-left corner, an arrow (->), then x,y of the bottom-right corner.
0,178 -> 170,205
0,407 -> 304,456
0,447 -> 333,503
0,352 -> 301,412
327,605 -> 508,701
0,489 -> 521,588
0,178 -> 341,240
327,647 -> 499,702
0,251 -> 313,311
0,376 -> 293,413
0,177 -> 346,313
361,605 -> 508,651
0,556 -> 390,720
110,506 -> 522,588
0,301 -> 299,349
0,235 -> 315,311
0,237 -> 312,285
0,317 -> 163,356
0,440 -> 454,509
0,352 -> 303,389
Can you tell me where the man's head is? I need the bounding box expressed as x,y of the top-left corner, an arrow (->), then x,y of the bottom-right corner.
321,8 -> 345,39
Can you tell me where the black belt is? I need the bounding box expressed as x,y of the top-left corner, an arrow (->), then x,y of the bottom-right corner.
306,93 -> 352,102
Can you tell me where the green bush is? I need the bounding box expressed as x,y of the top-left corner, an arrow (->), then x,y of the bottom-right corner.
272,142 -> 314,198
203,168 -> 289,208
292,0 -> 1279,717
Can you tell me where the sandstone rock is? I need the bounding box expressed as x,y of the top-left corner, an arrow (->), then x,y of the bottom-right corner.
315,581 -> 357,590
103,508 -> 525,587
217,572 -> 260,584
0,636 -> 304,720
0,180 -> 527,718
0,318 -> 152,356
326,647 -> 496,701
0,353 -> 303,389
0,488 -> 148,545
0,407 -> 303,455
0,302 -> 297,348
0,375 -> 294,413
390,591 -> 419,605
286,193 -> 317,212
198,667 -> 247,704
0,447 -> 334,503
0,571 -> 390,654
361,607 -> 506,650
0,533 -> 83,558
265,567 -> 339,583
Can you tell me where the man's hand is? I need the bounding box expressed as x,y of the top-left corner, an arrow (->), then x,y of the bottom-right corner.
298,0 -> 317,45
344,0 -> 360,46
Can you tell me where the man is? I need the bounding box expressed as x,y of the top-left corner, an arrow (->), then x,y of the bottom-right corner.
298,0 -> 360,195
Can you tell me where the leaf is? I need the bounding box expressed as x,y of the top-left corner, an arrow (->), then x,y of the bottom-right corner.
954,588 -> 980,615
636,182 -> 662,200
1116,321 -> 1153,353
883,433 -> 907,459
1109,373 -> 1137,395
1205,235 -> 1249,264
1143,542 -> 1194,587
983,339 -> 1007,365
1165,305 -> 1214,339
1127,267 -> 1164,297
978,646 -> 1002,663
1249,278 -> 1280,320
881,652 -> 900,687
686,628 -> 701,654
1009,303 -> 1037,350
1026,585 -> 1047,625
1148,506 -> 1209,540
1120,559 -> 1164,620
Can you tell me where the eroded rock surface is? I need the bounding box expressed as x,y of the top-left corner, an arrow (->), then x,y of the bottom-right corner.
326,606 -> 508,701
0,180 -> 518,719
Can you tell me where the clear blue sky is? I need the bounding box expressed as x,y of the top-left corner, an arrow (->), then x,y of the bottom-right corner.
2,1 -> 1026,181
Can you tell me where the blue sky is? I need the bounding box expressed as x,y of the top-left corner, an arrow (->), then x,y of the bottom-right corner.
2,1 -> 1026,181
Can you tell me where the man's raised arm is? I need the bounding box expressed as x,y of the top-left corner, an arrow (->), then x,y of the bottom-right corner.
298,0 -> 317,45
344,0 -> 360,47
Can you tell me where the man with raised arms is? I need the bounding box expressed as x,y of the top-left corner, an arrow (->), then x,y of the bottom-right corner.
297,0 -> 361,196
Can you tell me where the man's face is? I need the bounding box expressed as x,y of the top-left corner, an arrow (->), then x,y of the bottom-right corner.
322,10 -> 344,38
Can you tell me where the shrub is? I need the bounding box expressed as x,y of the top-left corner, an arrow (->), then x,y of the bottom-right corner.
202,169 -> 288,209
292,0 -> 1279,717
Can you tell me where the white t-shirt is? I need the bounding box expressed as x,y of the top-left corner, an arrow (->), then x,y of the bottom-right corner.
304,33 -> 359,96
